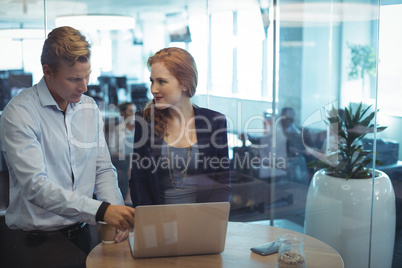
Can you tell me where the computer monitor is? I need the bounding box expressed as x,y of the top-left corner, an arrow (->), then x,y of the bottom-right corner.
131,83 -> 149,110
8,73 -> 33,98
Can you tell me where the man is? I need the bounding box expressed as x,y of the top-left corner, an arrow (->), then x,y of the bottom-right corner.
0,26 -> 134,268
279,107 -> 303,157
109,102 -> 136,201
109,102 -> 136,160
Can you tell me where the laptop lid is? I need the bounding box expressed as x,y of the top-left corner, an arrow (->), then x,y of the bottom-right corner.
129,202 -> 230,258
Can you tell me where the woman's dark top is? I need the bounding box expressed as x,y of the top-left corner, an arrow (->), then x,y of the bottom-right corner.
129,106 -> 231,207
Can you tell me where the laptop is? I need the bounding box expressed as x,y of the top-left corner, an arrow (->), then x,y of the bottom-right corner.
128,202 -> 230,258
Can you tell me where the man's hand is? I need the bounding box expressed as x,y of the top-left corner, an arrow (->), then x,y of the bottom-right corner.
103,205 -> 135,234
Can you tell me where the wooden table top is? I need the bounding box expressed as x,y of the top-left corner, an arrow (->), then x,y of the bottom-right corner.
87,221 -> 343,268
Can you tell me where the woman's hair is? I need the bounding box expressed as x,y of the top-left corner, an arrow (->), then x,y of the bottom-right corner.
143,47 -> 198,137
41,26 -> 91,73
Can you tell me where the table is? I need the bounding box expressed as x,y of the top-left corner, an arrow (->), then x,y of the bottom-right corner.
87,221 -> 343,268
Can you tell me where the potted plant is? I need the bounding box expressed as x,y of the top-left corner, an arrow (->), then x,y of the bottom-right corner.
304,102 -> 395,268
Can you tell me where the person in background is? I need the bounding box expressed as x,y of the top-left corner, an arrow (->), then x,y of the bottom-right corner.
109,102 -> 136,201
246,107 -> 302,170
279,107 -> 304,157
0,26 -> 134,268
279,107 -> 301,136
247,111 -> 288,164
129,47 -> 231,207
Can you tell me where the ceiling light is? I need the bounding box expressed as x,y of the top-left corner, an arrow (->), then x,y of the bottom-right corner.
55,15 -> 136,31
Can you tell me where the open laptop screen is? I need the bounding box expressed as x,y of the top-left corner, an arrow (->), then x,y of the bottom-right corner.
129,202 -> 230,258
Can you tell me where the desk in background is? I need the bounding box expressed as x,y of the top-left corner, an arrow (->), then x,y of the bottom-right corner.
87,221 -> 343,268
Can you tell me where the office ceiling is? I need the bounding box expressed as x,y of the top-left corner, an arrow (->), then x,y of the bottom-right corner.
0,0 -> 259,28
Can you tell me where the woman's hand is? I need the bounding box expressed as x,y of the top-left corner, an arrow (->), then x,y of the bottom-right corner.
114,228 -> 130,243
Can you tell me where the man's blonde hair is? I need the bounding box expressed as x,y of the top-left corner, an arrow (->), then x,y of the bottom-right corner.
41,26 -> 91,72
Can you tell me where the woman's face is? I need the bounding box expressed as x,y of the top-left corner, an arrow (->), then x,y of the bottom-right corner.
150,62 -> 187,110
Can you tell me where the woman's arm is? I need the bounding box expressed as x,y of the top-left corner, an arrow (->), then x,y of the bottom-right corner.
207,114 -> 231,202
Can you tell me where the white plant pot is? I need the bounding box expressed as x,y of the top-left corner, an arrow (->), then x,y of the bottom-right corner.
304,169 -> 395,268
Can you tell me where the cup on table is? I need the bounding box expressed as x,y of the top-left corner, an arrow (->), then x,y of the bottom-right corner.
99,221 -> 116,244
276,233 -> 306,268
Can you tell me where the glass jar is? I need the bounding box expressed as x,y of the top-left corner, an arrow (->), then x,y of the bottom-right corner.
276,233 -> 306,268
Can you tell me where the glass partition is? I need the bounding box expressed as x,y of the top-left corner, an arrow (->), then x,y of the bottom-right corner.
0,0 -> 400,267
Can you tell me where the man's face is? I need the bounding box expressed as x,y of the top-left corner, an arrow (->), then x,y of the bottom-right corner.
43,60 -> 91,111
122,104 -> 135,120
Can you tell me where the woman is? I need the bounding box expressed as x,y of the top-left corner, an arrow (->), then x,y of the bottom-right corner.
129,47 -> 231,207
